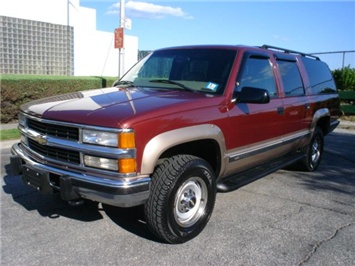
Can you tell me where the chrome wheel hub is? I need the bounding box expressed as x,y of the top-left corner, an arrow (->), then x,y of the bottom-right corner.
311,137 -> 321,165
174,177 -> 208,227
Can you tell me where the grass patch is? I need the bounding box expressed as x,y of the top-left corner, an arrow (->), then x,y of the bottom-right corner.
0,128 -> 21,141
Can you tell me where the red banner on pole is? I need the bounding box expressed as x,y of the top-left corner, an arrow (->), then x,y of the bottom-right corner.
114,28 -> 124,49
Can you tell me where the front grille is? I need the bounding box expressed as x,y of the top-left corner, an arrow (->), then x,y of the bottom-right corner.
28,119 -> 79,140
29,138 -> 80,164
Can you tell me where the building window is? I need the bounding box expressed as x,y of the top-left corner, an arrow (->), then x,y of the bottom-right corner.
0,16 -> 74,75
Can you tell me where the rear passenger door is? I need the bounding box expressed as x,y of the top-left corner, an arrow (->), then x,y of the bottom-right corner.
275,55 -> 310,145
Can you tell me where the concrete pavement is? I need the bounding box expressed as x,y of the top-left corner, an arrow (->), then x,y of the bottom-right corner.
1,130 -> 354,265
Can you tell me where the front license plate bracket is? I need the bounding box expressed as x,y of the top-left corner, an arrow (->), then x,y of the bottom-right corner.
22,165 -> 54,194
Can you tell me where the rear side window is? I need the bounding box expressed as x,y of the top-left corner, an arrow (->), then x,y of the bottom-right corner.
301,57 -> 337,94
277,60 -> 305,96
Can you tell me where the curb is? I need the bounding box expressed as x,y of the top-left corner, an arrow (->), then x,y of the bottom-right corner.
338,121 -> 355,131
0,123 -> 18,130
0,139 -> 19,150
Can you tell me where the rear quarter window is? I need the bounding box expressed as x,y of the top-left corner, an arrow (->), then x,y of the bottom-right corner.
301,57 -> 337,94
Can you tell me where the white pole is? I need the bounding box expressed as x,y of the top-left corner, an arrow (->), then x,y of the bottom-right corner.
118,0 -> 125,78
67,0 -> 70,75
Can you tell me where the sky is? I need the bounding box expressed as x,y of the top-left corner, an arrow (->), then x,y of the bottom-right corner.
79,0 -> 355,70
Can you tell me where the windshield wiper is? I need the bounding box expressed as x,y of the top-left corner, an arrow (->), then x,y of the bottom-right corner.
149,79 -> 195,92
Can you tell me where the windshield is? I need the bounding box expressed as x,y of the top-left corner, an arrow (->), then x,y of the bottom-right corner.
120,48 -> 237,95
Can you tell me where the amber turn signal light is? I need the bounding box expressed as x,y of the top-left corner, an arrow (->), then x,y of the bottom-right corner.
119,158 -> 136,173
119,132 -> 135,149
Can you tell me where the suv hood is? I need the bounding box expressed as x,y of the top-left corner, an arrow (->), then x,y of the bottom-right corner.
21,86 -> 213,127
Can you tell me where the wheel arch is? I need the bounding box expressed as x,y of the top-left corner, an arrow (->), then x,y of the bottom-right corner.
140,124 -> 226,176
310,108 -> 331,136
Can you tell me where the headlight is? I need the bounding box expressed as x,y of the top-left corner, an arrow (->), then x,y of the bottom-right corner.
82,129 -> 118,147
83,156 -> 136,173
84,155 -> 118,171
18,113 -> 27,128
82,129 -> 136,173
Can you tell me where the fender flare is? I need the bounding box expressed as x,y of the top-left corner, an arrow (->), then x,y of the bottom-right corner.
310,108 -> 330,135
140,124 -> 226,175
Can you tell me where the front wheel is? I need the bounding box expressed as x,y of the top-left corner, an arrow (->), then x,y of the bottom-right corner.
298,127 -> 324,171
144,155 -> 216,244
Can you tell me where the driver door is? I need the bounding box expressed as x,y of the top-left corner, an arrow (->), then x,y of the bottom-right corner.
225,52 -> 285,175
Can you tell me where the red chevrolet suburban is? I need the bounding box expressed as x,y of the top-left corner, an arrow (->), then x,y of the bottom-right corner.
11,45 -> 341,243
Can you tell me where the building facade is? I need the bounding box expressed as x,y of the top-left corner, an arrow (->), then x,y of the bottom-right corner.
0,0 -> 138,77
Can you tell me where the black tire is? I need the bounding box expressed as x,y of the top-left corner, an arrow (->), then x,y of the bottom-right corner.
144,155 -> 216,244
298,127 -> 324,171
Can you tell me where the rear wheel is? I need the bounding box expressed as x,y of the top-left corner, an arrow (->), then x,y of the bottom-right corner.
144,155 -> 216,244
298,127 -> 324,171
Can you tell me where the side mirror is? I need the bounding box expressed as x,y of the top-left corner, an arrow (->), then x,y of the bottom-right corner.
112,80 -> 119,87
236,87 -> 270,104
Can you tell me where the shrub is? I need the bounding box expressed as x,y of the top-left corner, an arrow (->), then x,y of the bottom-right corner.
332,66 -> 355,91
0,75 -> 117,123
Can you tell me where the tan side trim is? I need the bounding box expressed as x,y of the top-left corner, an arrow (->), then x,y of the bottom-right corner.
223,129 -> 310,176
227,130 -> 310,162
140,124 -> 226,174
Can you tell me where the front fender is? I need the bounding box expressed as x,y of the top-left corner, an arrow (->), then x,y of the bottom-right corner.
140,124 -> 226,175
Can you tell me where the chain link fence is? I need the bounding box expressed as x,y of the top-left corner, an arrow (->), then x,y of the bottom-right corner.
310,50 -> 355,70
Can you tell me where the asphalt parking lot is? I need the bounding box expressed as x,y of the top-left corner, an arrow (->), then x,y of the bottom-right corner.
1,128 -> 354,266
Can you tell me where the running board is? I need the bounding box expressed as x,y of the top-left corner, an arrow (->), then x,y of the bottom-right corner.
217,153 -> 305,192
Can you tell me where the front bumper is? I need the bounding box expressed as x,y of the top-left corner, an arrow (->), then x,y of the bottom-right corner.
11,142 -> 150,207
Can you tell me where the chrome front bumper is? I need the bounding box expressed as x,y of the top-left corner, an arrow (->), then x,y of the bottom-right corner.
11,143 -> 150,207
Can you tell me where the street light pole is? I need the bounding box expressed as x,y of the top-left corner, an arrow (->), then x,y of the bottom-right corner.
118,0 -> 125,78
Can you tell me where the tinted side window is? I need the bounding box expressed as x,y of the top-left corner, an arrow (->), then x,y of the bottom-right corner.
301,57 -> 336,94
277,60 -> 305,96
236,57 -> 277,97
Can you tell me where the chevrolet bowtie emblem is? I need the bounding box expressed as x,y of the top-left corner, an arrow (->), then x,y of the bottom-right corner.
35,134 -> 47,145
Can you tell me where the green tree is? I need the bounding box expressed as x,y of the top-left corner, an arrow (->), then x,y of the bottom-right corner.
332,66 -> 355,91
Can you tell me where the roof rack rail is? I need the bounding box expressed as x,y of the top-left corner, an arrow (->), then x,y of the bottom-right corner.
261,44 -> 320,60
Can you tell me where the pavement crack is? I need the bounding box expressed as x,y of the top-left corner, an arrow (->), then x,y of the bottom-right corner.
297,223 -> 353,266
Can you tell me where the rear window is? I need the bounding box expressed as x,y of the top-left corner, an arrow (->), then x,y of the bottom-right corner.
301,57 -> 336,94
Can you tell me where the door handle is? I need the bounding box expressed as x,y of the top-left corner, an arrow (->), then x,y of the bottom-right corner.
277,107 -> 284,115
305,103 -> 310,110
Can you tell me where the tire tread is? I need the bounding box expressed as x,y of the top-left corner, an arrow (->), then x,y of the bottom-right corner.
144,154 -> 215,243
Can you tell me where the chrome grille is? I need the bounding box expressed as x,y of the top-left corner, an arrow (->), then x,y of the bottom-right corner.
28,119 -> 79,140
28,138 -> 80,164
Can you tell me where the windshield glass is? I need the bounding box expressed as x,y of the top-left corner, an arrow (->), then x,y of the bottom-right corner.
120,48 -> 237,95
